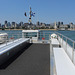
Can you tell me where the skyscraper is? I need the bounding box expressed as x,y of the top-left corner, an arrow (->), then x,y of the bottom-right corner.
4,20 -> 8,28
8,22 -> 11,28
54,22 -> 57,29
37,21 -> 40,26
11,22 -> 16,28
61,22 -> 63,25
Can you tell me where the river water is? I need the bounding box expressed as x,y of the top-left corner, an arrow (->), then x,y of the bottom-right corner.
0,30 -> 75,39
0,30 -> 75,47
0,30 -> 75,75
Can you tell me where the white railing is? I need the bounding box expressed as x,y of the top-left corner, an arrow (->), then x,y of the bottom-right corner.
0,31 -> 75,75
1,31 -> 75,63
56,32 -> 75,65
50,32 -> 75,75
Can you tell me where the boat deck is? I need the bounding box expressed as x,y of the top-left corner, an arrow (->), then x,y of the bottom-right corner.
0,43 -> 50,75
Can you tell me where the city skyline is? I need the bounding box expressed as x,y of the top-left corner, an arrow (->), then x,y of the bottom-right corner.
0,20 -> 75,31
0,20 -> 74,26
0,0 -> 75,24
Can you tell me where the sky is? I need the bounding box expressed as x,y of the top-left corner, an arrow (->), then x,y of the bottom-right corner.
0,0 -> 75,24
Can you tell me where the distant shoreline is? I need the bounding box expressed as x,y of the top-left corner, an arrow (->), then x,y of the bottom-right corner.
0,29 -> 24,30
0,29 -> 57,31
40,29 -> 57,30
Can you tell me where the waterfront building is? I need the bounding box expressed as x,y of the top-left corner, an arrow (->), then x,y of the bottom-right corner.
57,21 -> 63,25
2,25 -> 5,29
42,23 -> 46,27
70,22 -> 74,30
19,22 -> 23,28
54,22 -> 57,29
0,23 -> 1,28
23,23 -> 30,29
11,22 -> 16,28
14,22 -> 16,28
58,21 -> 61,26
38,23 -> 46,29
59,24 -> 68,30
36,21 -> 40,26
70,24 -> 75,30
8,22 -> 11,28
45,24 -> 51,29
20,22 -> 23,27
61,22 -> 63,25
4,20 -> 8,28
40,22 -> 43,26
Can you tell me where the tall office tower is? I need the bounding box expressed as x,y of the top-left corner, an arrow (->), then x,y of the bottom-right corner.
15,23 -> 17,28
58,22 -> 60,26
4,20 -> 8,28
8,22 -> 11,28
37,21 -> 40,26
11,22 -> 16,28
40,22 -> 43,25
0,23 -> 1,28
20,21 -> 23,27
54,22 -> 57,29
61,22 -> 63,25
18,22 -> 23,29
70,22 -> 73,29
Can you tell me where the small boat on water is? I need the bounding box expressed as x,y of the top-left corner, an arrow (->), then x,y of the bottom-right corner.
0,33 -> 8,43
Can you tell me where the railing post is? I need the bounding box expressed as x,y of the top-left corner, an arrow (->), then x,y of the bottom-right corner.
18,33 -> 20,38
58,34 -> 60,43
49,34 -> 50,40
18,32 -> 20,38
13,34 -> 14,42
44,32 -> 45,38
6,37 -> 7,46
31,32 -> 32,38
57,33 -> 59,40
17,34 -> 19,40
50,35 -> 52,75
72,42 -> 74,63
62,35 -> 63,47
59,34 -> 61,45
66,38 -> 67,52
12,34 -> 14,42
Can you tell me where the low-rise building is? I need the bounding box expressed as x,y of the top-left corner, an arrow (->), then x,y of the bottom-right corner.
59,24 -> 68,30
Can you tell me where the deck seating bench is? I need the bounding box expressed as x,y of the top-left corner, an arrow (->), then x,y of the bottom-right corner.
53,48 -> 75,75
51,39 -> 60,47
0,38 -> 30,66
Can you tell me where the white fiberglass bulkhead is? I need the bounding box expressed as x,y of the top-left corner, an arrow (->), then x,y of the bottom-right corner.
0,33 -> 8,43
51,33 -> 57,39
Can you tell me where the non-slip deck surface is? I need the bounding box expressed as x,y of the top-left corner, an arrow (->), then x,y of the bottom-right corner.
0,44 -> 50,75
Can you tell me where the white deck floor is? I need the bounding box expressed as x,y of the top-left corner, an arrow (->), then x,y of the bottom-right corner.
31,40 -> 50,43
51,39 -> 59,45
51,39 -> 60,48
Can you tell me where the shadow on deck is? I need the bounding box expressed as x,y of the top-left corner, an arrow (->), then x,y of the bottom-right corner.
0,43 -> 50,75
0,43 -> 33,69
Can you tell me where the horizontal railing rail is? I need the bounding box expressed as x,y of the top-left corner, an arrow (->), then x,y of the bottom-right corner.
55,32 -> 75,65
0,31 -> 75,75
56,32 -> 75,43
